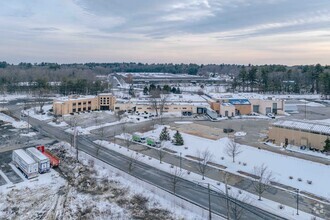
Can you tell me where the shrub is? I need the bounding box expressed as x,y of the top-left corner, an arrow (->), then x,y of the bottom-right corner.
289,176 -> 293,180
307,180 -> 312,185
298,178 -> 302,182
278,204 -> 285,210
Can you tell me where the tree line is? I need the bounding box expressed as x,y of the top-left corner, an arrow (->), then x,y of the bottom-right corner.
0,61 -> 329,97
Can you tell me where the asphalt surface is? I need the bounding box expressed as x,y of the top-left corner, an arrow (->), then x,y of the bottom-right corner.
23,115 -> 286,219
4,100 -> 329,219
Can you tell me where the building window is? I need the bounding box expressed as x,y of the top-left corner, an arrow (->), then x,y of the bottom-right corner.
83,107 -> 86,111
73,103 -> 76,106
183,107 -> 187,109
78,108 -> 81,111
88,101 -> 91,104
88,107 -> 91,110
78,102 -> 81,105
83,102 -> 86,105
115,107 -> 120,110
73,108 -> 76,112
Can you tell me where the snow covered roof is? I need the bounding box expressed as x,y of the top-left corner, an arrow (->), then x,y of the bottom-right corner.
54,95 -> 96,102
26,147 -> 49,161
13,149 -> 36,165
228,99 -> 250,105
272,120 -> 330,135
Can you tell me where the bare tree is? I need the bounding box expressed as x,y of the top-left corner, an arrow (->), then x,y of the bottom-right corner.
121,124 -> 132,151
170,167 -> 184,194
159,93 -> 169,124
225,139 -> 242,163
253,164 -> 274,200
128,152 -> 140,173
195,149 -> 213,180
154,141 -> 166,163
228,192 -> 250,220
150,89 -> 161,116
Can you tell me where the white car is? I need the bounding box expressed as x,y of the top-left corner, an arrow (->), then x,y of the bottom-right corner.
267,113 -> 275,119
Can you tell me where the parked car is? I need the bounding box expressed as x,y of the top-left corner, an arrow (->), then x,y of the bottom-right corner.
223,128 -> 234,133
267,113 -> 275,119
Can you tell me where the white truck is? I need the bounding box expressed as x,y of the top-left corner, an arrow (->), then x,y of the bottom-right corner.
12,149 -> 38,179
26,147 -> 51,173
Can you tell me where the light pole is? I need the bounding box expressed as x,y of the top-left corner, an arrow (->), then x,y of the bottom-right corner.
180,152 -> 182,171
296,188 -> 299,215
208,183 -> 212,220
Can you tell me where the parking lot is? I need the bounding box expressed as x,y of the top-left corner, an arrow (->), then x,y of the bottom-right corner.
62,111 -> 118,128
0,150 -> 24,186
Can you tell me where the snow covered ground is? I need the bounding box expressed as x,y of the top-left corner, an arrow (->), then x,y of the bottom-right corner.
0,142 -> 208,220
95,139 -> 320,220
22,105 -> 53,121
0,94 -> 30,102
139,126 -> 330,200
0,112 -> 29,129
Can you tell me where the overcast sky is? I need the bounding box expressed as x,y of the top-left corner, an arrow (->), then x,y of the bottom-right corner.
1,0 -> 330,65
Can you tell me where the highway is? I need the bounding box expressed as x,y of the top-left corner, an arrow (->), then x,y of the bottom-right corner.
25,115 -> 286,219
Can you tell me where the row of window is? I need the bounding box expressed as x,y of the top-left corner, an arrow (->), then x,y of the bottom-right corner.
72,107 -> 92,112
72,101 -> 92,106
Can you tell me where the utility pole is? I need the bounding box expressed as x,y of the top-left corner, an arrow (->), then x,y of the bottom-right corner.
180,152 -> 182,171
27,111 -> 30,134
208,183 -> 212,220
225,172 -> 230,220
296,188 -> 299,215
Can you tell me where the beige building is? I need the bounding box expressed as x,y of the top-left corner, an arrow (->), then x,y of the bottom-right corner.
114,102 -> 207,115
268,120 -> 330,150
53,94 -> 116,116
219,103 -> 235,117
250,99 -> 285,115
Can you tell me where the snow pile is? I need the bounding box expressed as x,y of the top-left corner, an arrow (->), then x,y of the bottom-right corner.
234,131 -> 247,137
48,121 -> 69,127
0,112 -> 29,128
20,132 -> 37,137
65,126 -> 91,135
174,121 -> 193,124
297,101 -> 325,107
22,105 -> 53,121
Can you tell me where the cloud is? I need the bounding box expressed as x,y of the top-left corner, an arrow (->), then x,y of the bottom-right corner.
0,0 -> 330,64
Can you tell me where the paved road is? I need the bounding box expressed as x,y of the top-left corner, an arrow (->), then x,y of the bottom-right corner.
24,115 -> 286,219
112,138 -> 330,219
5,103 -> 329,219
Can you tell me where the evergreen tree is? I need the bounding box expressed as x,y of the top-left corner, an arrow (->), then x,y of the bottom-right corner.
171,87 -> 177,93
176,87 -> 181,94
159,127 -> 170,141
173,130 -> 184,145
143,86 -> 149,95
324,138 -> 330,152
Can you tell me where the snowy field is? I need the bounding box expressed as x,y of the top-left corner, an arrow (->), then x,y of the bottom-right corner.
21,105 -> 53,121
95,139 -> 319,220
0,142 -> 207,220
139,126 -> 330,200
0,112 -> 29,129
0,94 -> 30,102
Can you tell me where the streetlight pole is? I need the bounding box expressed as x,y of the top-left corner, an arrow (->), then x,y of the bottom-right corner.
180,152 -> 182,171
208,183 -> 212,220
296,188 -> 299,215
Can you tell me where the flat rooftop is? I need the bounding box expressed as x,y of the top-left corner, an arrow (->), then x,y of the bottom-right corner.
272,120 -> 330,135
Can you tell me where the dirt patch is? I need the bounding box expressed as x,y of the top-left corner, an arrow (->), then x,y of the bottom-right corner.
170,123 -> 226,140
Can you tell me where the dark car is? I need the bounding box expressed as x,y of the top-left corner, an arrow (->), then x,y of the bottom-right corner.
223,128 -> 234,133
